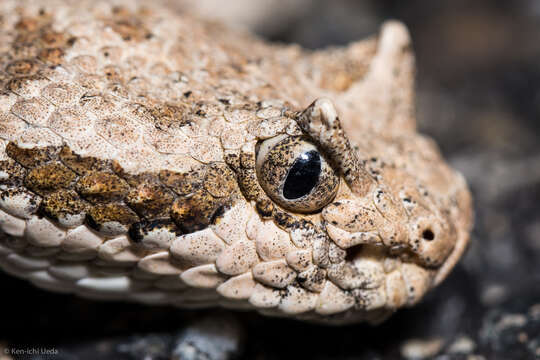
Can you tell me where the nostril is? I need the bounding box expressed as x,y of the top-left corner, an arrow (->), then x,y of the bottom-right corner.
422,229 -> 435,241
345,244 -> 363,262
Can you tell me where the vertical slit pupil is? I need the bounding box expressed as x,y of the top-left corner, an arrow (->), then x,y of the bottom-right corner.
283,150 -> 321,200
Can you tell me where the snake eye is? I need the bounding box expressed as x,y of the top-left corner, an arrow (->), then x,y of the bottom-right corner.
256,135 -> 339,213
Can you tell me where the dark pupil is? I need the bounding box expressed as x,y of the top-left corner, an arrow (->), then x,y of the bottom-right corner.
283,150 -> 321,200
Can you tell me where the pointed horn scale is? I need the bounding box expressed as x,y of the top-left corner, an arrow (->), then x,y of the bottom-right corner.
336,21 -> 416,139
296,98 -> 375,196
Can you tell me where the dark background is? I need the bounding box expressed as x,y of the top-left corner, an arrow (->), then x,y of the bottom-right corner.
1,1 -> 539,359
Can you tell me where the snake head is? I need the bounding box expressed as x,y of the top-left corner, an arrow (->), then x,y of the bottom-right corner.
255,22 -> 473,316
288,96 -> 472,311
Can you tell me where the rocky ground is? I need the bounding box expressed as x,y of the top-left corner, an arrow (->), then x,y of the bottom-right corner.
2,1 -> 539,359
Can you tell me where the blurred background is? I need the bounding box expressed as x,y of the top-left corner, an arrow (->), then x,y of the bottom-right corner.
2,1 -> 539,359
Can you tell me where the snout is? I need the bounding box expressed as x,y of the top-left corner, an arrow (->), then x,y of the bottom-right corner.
322,195 -> 456,269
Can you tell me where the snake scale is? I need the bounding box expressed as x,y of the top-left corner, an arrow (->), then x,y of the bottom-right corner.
0,0 -> 473,324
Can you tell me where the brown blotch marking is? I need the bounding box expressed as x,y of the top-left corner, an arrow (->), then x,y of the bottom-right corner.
108,6 -> 152,43
11,14 -> 74,66
151,103 -> 191,130
171,188 -> 230,233
9,14 -> 73,65
159,167 -> 205,196
111,20 -> 152,42
59,145 -> 110,176
128,219 -> 181,243
41,189 -> 88,221
37,47 -> 65,65
15,17 -> 40,32
203,162 -> 237,198
5,59 -> 41,76
76,171 -> 130,203
39,30 -> 67,48
86,203 -> 139,231
4,143 -> 236,236
126,181 -> 175,219
107,6 -> 153,42
24,162 -> 76,194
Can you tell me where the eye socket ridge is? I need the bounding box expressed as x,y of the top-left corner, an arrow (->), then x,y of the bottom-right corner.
282,150 -> 321,200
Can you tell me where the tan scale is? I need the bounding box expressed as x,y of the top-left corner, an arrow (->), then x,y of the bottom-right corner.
0,0 -> 473,324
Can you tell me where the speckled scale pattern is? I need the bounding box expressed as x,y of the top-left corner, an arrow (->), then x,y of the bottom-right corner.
0,0 -> 473,324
